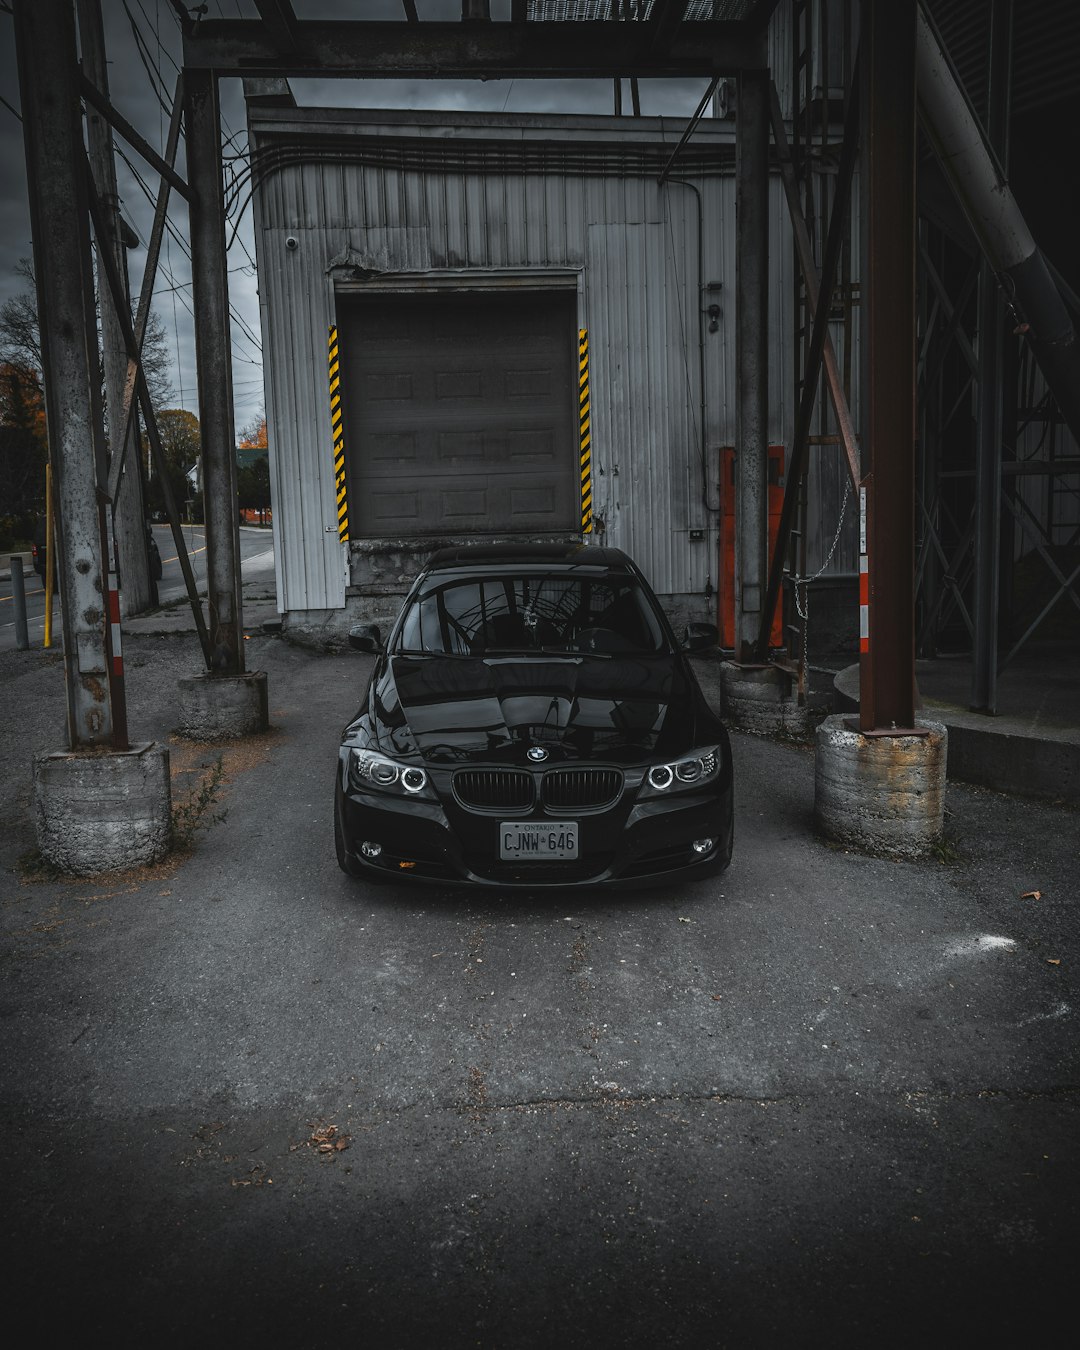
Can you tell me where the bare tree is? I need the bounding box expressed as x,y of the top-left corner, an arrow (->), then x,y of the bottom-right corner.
0,256 -> 175,414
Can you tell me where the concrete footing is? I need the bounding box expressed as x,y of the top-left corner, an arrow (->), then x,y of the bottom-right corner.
814,715 -> 948,859
33,742 -> 172,876
720,662 -> 818,738
177,671 -> 268,740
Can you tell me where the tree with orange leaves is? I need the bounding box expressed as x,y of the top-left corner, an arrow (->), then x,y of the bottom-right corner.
238,412 -> 268,449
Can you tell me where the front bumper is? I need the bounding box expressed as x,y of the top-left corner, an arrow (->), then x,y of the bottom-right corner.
334,760 -> 733,890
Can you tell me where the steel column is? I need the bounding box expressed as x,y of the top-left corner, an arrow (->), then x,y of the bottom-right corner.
970,0 -> 1012,714
185,69 -> 244,675
860,0 -> 918,734
14,0 -> 116,747
971,263 -> 1003,711
734,66 -> 770,662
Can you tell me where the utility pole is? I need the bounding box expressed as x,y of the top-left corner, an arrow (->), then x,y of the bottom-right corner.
15,0 -> 122,748
78,0 -> 153,618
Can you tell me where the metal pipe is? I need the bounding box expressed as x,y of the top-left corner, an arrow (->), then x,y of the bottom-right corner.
915,2 -> 1080,446
185,69 -> 245,675
657,75 -> 720,185
734,66 -> 769,662
44,464 -> 55,649
10,558 -> 29,651
15,0 -> 115,747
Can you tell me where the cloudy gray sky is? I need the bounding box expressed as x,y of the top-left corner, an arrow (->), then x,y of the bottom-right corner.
0,0 -> 713,436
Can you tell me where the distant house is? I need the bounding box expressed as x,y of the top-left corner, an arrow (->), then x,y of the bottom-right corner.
236,445 -> 269,471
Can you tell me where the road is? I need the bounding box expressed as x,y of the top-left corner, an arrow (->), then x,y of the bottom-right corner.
0,524 -> 273,652
1,632 -> 1077,1345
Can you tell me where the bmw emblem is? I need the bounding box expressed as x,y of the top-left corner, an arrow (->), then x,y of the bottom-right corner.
527,746 -> 549,763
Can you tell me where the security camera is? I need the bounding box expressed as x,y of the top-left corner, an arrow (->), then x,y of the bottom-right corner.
285,236 -> 298,251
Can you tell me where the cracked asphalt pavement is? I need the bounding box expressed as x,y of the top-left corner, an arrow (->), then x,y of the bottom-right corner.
1,632 -> 1077,1346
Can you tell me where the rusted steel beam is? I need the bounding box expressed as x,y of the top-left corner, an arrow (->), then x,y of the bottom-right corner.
860,0 -> 919,735
182,20 -> 763,77
253,0 -> 302,56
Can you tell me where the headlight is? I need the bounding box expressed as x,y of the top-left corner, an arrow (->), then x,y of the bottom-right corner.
348,748 -> 434,799
639,746 -> 721,797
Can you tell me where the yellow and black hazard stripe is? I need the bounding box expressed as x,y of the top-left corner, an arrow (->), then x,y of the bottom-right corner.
579,328 -> 592,535
328,325 -> 348,542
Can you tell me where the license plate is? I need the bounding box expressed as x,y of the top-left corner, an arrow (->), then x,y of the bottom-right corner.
499,821 -> 578,860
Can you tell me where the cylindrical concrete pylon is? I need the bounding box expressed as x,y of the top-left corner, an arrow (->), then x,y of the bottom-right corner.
814,715 -> 948,859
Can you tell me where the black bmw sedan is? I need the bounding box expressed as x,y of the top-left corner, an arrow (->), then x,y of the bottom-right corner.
334,543 -> 733,888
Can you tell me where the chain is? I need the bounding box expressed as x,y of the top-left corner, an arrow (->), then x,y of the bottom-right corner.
793,476 -> 853,627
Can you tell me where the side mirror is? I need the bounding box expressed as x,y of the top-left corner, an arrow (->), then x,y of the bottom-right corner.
681,621 -> 719,653
348,623 -> 383,654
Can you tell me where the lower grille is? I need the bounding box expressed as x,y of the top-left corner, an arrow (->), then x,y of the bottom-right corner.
542,767 -> 623,811
454,768 -> 534,812
466,855 -> 613,885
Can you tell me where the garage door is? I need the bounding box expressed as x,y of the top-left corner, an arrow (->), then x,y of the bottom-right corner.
338,290 -> 578,537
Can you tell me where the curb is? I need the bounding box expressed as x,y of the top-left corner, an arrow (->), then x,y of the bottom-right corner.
834,663 -> 1080,803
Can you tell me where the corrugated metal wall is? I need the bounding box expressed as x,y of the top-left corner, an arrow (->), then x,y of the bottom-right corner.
251,111 -> 796,614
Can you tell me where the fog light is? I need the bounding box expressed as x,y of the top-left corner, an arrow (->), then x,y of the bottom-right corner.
360,841 -> 382,859
692,838 -> 714,855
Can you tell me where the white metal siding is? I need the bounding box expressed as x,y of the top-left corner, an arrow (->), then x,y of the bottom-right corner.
251,113 -> 796,609
257,226 -> 346,611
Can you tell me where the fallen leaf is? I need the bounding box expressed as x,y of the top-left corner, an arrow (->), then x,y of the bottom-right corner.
1021,890 -> 1042,900
306,1122 -> 351,1154
711,995 -> 723,1002
1047,958 -> 1061,966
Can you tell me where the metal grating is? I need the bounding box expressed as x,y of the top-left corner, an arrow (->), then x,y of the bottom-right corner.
454,768 -> 535,812
541,766 -> 623,810
527,2 -> 757,19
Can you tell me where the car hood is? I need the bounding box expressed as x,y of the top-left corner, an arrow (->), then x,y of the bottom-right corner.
365,653 -> 704,766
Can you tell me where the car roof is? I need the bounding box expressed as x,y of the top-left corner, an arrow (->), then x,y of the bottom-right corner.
421,542 -> 636,573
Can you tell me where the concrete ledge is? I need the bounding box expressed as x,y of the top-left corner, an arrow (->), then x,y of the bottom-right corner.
176,671 -> 269,740
834,663 -> 1080,802
814,715 -> 947,859
34,742 -> 171,876
937,714 -> 1080,803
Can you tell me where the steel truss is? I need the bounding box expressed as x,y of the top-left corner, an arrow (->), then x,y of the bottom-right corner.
916,226 -> 1080,684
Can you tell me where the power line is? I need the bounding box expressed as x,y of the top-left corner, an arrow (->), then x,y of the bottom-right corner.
116,145 -> 263,357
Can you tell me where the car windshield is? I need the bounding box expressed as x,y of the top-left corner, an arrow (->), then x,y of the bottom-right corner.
395,572 -> 671,656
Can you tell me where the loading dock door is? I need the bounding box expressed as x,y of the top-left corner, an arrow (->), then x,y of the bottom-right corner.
338,290 -> 578,537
